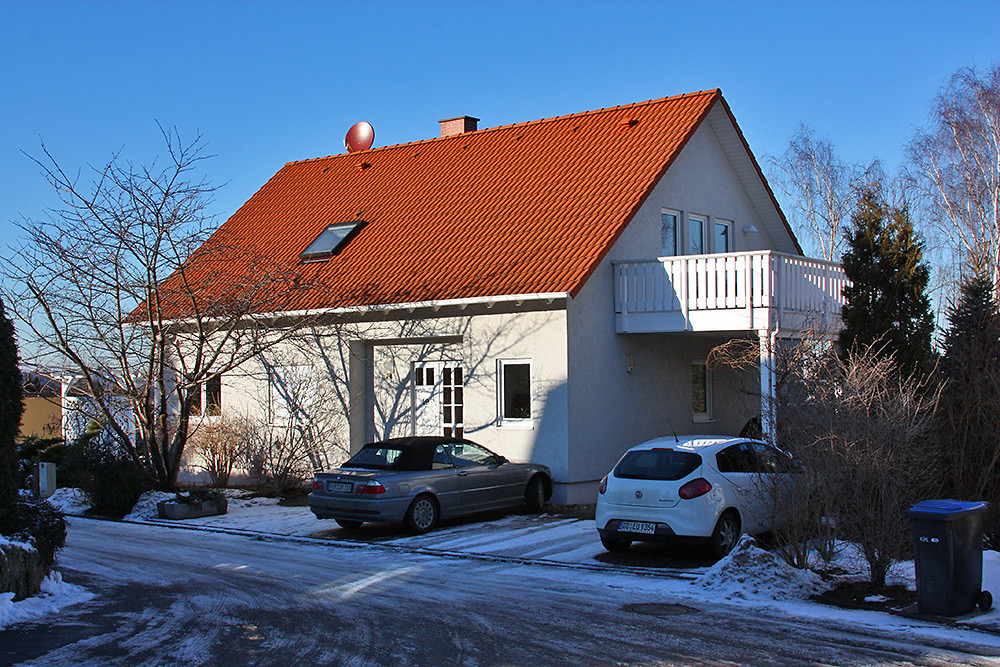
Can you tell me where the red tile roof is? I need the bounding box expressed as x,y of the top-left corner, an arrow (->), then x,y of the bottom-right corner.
164,90 -> 726,315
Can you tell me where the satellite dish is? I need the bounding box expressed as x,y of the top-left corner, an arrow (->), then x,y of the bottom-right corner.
345,121 -> 375,153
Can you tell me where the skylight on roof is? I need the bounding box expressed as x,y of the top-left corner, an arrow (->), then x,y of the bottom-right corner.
300,220 -> 366,262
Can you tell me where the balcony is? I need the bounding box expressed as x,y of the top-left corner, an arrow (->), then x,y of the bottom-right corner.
614,251 -> 848,334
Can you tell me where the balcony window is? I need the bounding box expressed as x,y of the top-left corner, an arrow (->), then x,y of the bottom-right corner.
661,210 -> 679,256
714,220 -> 732,253
689,215 -> 706,254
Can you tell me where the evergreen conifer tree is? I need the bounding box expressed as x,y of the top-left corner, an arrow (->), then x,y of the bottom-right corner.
939,273 -> 1000,498
838,184 -> 935,377
0,297 -> 23,533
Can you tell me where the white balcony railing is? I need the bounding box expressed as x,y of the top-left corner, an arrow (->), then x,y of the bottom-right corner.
614,251 -> 848,334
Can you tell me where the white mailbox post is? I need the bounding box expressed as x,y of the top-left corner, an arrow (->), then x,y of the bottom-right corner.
34,461 -> 57,499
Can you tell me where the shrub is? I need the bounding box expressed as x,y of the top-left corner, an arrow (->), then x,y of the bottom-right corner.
187,413 -> 250,487
779,344 -> 942,586
11,499 -> 66,568
59,434 -> 152,518
0,498 -> 67,600
712,335 -> 943,587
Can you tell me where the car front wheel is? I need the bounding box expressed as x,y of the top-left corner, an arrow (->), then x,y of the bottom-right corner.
709,512 -> 740,559
404,495 -> 440,534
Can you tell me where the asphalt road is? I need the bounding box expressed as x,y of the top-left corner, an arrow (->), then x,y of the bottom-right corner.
3,518 -> 1000,666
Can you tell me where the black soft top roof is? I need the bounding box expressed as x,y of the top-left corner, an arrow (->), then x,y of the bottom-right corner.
353,436 -> 479,471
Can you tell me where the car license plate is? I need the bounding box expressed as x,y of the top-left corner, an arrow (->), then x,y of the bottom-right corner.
619,521 -> 656,534
326,481 -> 353,494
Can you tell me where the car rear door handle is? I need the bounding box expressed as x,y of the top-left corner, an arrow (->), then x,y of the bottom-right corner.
458,471 -> 469,477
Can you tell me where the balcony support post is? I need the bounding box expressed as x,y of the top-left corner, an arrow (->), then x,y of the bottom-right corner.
759,329 -> 777,441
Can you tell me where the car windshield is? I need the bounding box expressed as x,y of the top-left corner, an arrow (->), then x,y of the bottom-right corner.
342,446 -> 427,471
614,449 -> 701,481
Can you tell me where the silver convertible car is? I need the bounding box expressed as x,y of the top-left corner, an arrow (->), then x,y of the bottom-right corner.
309,436 -> 553,533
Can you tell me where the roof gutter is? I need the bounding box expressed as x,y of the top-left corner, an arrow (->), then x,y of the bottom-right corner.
278,291 -> 570,320
152,292 -> 571,327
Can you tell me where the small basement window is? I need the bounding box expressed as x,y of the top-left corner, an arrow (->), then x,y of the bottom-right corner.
299,220 -> 366,262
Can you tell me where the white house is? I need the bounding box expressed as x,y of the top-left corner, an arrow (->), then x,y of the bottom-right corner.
172,90 -> 845,503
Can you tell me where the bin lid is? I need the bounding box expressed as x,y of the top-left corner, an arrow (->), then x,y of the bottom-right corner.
908,499 -> 988,515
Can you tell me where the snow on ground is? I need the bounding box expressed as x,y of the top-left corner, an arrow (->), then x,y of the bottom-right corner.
43,488 -> 93,515
13,487 -> 1000,641
180,494 -> 323,536
125,488 -> 284,522
0,571 -> 94,630
952,549 -> 1000,629
695,534 -> 829,601
123,491 -> 176,521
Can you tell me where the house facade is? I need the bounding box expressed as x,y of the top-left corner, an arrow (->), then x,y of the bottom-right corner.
176,90 -> 845,503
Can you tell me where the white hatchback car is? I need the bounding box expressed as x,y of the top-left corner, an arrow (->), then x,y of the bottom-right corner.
596,435 -> 798,558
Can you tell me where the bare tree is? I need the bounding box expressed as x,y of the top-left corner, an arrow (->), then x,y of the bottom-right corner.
710,331 -> 842,569
3,128 -> 311,490
908,65 -> 1000,288
187,412 -> 251,487
766,124 -> 860,261
712,336 -> 942,586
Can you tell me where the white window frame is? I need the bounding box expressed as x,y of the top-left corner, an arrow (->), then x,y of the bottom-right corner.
714,219 -> 733,253
692,361 -> 714,423
189,373 -> 223,419
497,359 -> 533,429
688,214 -> 706,255
660,208 -> 680,257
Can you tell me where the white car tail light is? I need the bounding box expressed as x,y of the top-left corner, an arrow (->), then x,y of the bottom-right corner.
678,477 -> 712,499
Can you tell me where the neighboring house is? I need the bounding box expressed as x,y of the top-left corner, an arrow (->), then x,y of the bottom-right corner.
19,369 -> 61,440
19,367 -> 134,445
172,90 -> 846,503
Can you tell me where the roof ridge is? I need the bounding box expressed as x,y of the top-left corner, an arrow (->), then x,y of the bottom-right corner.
285,89 -> 721,167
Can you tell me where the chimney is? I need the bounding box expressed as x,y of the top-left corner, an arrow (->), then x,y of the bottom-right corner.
439,115 -> 479,138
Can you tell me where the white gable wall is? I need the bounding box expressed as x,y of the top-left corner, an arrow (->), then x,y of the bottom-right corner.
564,111 -> 789,503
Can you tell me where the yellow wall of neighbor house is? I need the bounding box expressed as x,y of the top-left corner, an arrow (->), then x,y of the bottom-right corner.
20,396 -> 61,439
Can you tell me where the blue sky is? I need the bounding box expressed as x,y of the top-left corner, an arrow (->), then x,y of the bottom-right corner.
2,1 -> 998,256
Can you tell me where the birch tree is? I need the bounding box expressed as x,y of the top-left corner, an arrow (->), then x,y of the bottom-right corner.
766,124 -> 859,261
908,65 -> 1000,288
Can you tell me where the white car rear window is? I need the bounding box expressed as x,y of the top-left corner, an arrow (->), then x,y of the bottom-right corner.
615,450 -> 701,481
